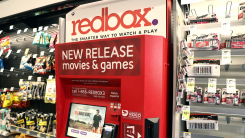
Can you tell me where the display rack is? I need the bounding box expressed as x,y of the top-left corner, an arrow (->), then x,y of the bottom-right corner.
173,0 -> 245,138
10,125 -> 56,138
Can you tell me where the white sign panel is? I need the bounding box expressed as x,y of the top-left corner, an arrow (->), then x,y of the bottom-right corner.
66,0 -> 167,42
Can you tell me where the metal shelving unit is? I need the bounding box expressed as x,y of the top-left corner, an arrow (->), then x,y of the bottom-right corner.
10,125 -> 56,138
190,103 -> 245,117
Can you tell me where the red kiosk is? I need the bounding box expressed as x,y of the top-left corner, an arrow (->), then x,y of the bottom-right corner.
56,0 -> 171,138
56,35 -> 170,138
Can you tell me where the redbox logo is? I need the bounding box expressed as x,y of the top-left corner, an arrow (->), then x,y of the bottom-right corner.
71,7 -> 158,35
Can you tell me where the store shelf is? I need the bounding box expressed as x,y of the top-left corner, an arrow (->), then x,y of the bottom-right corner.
183,49 -> 245,57
180,131 -> 223,138
188,78 -> 245,86
189,130 -> 245,138
10,125 -> 56,138
181,0 -> 215,5
0,129 -> 16,136
190,103 -> 245,117
182,20 -> 245,31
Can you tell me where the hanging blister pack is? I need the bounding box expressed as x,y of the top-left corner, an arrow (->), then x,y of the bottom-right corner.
240,89 -> 245,106
35,83 -> 42,100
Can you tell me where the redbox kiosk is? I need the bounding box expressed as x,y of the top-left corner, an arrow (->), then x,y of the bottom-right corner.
55,35 -> 170,138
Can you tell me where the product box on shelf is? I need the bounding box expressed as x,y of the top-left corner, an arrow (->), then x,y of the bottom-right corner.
190,86 -> 202,103
222,89 -> 240,106
187,59 -> 220,77
204,88 -> 221,105
186,33 -> 220,51
238,2 -> 245,20
186,114 -> 219,130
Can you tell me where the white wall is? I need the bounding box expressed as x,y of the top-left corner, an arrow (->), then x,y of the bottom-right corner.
0,0 -> 67,19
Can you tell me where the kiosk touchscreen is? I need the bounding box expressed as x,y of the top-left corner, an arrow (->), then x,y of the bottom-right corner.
65,103 -> 106,138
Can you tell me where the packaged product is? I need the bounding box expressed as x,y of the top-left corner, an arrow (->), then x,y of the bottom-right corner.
38,114 -> 50,133
238,2 -> 245,20
215,88 -> 221,105
53,115 -> 56,136
19,54 -> 32,70
46,55 -> 55,73
33,56 -> 47,74
0,36 -> 11,53
49,33 -> 57,48
16,113 -> 25,128
19,82 -> 28,101
12,92 -> 22,108
190,86 -> 202,103
45,79 -> 56,104
240,89 -> 245,106
2,92 -> 13,108
47,113 -> 54,134
221,88 -> 227,104
26,113 -> 37,130
226,89 -> 240,106
32,32 -> 42,46
0,59 -> 4,70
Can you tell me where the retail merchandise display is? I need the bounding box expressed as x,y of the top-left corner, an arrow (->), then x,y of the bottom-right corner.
0,24 -> 57,137
32,31 -> 59,49
175,1 -> 245,138
187,5 -> 218,25
11,109 -> 56,135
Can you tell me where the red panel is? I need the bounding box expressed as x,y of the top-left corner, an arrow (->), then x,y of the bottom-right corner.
55,35 -> 170,138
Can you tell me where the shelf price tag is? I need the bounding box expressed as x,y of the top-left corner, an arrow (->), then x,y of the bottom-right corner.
26,130 -> 30,134
188,52 -> 194,65
17,30 -> 21,34
222,50 -> 231,65
0,69 -> 3,72
2,130 -> 7,136
48,75 -> 53,80
24,28 -> 28,32
38,26 -> 43,31
16,49 -> 21,53
37,77 -> 42,82
19,79 -> 23,84
3,88 -> 7,92
189,25 -> 197,30
227,79 -> 236,93
208,78 -> 217,93
28,76 -> 33,80
186,78 -> 195,92
16,127 -> 19,131
10,87 -> 14,91
5,50 -> 12,58
10,25 -> 14,30
10,67 -> 14,71
24,48 -> 29,55
0,30 -> 2,34
46,134 -> 50,138
33,28 -> 37,32
49,49 -> 55,52
37,132 -> 41,137
0,49 -> 3,56
44,26 -> 49,31
182,105 -> 190,120
221,21 -> 230,36
183,132 -> 191,138
40,51 -> 45,56
33,54 -> 37,58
